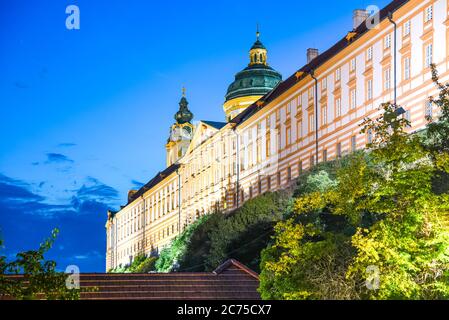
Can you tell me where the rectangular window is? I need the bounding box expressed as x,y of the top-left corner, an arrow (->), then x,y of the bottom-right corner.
309,113 -> 315,132
310,155 -> 315,167
287,167 -> 292,182
403,20 -> 411,36
267,176 -> 271,190
297,120 -> 302,139
367,46 -> 373,61
322,106 -> 327,125
384,68 -> 391,90
425,43 -> 433,68
265,131 -> 271,157
248,143 -> 253,167
336,142 -> 342,158
277,172 -> 281,186
298,161 -> 303,175
286,126 -> 291,146
351,136 -> 357,151
322,78 -> 327,90
277,130 -> 281,151
404,109 -> 411,127
335,97 -> 342,117
322,149 -> 327,162
335,68 -> 341,81
425,101 -> 433,119
404,57 -> 411,80
367,79 -> 373,100
384,34 -> 391,49
425,5 -> 433,22
367,129 -> 373,144
350,89 -> 357,109
350,58 -> 356,72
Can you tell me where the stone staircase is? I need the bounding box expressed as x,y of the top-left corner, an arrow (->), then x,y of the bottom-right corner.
1,259 -> 261,300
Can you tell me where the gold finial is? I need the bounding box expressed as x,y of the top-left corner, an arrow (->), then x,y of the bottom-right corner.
182,86 -> 186,97
256,23 -> 260,40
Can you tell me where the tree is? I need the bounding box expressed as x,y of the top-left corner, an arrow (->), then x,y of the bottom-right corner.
0,229 -> 84,300
348,103 -> 449,299
259,99 -> 449,299
205,191 -> 291,272
424,64 -> 449,153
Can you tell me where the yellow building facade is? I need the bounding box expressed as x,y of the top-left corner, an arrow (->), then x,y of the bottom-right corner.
106,0 -> 449,271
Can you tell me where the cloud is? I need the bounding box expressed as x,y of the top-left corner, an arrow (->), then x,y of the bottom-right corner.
131,179 -> 144,188
13,81 -> 29,89
73,176 -> 119,205
0,174 -> 44,203
45,153 -> 74,164
0,173 -> 116,271
73,251 -> 101,261
0,173 -> 118,218
57,143 -> 76,148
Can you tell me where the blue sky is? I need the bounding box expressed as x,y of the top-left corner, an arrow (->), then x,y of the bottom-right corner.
0,0 -> 391,272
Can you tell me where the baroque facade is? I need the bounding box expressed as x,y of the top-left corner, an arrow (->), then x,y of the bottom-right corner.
106,0 -> 449,271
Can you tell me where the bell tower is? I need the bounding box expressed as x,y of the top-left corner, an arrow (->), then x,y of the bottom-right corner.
223,28 -> 282,121
166,88 -> 195,167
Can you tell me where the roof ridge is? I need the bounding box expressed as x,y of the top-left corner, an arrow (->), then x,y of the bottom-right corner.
213,259 -> 259,280
126,163 -> 180,205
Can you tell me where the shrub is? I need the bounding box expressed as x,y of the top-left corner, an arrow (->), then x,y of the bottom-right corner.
155,215 -> 210,272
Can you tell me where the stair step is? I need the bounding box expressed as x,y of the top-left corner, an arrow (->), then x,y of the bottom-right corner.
80,291 -> 260,299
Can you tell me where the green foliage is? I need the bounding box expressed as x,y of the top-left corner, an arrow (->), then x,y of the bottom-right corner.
423,64 -> 449,153
259,77 -> 449,300
0,229 -> 84,300
178,213 -> 225,271
177,191 -> 291,273
109,254 -> 158,273
155,215 -> 211,272
294,154 -> 360,197
205,191 -> 291,272
134,256 -> 157,273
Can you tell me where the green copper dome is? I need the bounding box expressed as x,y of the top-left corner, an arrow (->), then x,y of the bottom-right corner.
225,37 -> 281,102
174,95 -> 193,124
225,64 -> 282,101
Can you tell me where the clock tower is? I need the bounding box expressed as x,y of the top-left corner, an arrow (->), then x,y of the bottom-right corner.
166,88 -> 195,166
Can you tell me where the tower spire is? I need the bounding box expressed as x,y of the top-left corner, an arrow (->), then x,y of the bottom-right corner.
174,88 -> 193,124
249,27 -> 267,66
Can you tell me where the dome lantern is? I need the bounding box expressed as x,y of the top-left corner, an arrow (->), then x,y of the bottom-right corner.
223,29 -> 282,121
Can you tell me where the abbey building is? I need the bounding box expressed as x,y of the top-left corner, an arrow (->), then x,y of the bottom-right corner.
105,0 -> 449,271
